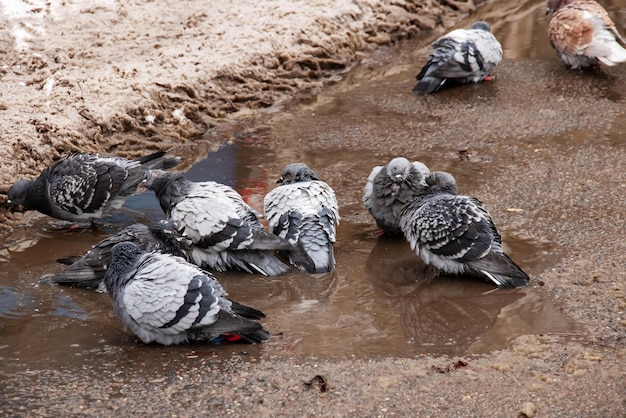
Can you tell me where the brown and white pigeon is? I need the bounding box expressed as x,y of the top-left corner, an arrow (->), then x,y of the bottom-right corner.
145,170 -> 292,276
264,163 -> 340,274
363,157 -> 430,236
399,171 -> 530,289
104,242 -> 270,345
42,220 -> 191,292
413,21 -> 503,94
547,0 -> 626,68
7,151 -> 180,225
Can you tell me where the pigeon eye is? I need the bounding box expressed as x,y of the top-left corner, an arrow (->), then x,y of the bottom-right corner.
434,180 -> 440,185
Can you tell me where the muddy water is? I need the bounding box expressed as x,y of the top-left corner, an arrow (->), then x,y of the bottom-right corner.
3,0 -> 617,373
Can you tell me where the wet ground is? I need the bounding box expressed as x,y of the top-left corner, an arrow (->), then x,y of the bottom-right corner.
1,0 -> 625,415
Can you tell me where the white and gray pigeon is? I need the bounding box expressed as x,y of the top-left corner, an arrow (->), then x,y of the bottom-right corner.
399,171 -> 530,289
264,163 -> 340,274
363,157 -> 430,236
413,21 -> 503,94
42,220 -> 191,292
547,0 -> 626,69
145,170 -> 292,276
7,151 -> 180,225
104,242 -> 270,345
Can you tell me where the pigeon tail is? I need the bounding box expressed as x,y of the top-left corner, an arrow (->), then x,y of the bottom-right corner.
596,42 -> 626,66
229,300 -> 267,320
56,256 -> 81,265
190,247 -> 291,276
236,328 -> 271,344
222,250 -> 292,276
286,241 -> 335,274
198,311 -> 270,344
247,230 -> 294,251
469,251 -> 530,289
413,76 -> 446,94
41,268 -> 104,291
136,151 -> 181,171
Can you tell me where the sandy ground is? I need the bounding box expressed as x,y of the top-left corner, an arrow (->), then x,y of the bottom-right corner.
1,0 -> 625,417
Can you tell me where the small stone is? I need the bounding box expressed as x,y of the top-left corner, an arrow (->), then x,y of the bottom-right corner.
377,376 -> 396,389
520,401 -> 536,417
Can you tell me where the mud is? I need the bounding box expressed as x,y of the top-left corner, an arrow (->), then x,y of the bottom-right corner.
1,0 -> 626,417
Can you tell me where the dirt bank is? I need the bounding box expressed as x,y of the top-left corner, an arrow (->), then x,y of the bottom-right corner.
0,0 -> 476,225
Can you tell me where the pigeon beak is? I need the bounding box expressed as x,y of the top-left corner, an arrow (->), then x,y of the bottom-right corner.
276,177 -> 284,184
394,174 -> 402,180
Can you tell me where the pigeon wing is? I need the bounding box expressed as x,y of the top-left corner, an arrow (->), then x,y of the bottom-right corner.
170,184 -> 255,251
409,195 -> 493,262
363,165 -> 384,212
549,5 -> 596,56
265,181 -> 339,242
47,154 -> 139,215
122,254 -> 223,334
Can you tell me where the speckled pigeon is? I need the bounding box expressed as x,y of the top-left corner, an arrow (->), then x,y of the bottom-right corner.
104,242 -> 270,345
264,163 -> 340,274
399,171 -> 530,289
413,21 -> 503,94
547,0 -> 626,69
7,151 -> 180,225
145,170 -> 292,276
42,220 -> 191,292
363,157 -> 430,236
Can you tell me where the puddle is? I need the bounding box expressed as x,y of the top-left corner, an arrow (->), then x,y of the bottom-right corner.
3,0 -> 618,372
0,142 -> 581,371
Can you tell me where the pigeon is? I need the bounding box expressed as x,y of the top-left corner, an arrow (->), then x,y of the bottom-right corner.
363,157 -> 430,236
42,220 -> 191,292
7,151 -> 180,225
145,170 -> 292,276
104,242 -> 270,345
264,163 -> 340,274
547,0 -> 626,69
413,21 -> 503,94
399,171 -> 530,289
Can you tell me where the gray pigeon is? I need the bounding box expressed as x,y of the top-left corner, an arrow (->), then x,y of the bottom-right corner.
264,163 -> 340,274
7,151 -> 180,225
413,21 -> 503,94
363,157 -> 430,236
145,170 -> 292,276
399,171 -> 530,289
42,220 -> 191,292
104,242 -> 270,345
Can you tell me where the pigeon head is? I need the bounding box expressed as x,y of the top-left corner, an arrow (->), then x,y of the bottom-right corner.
7,179 -> 34,206
144,169 -> 171,190
104,242 -> 145,293
277,163 -> 320,185
385,157 -> 414,182
470,21 -> 491,32
152,219 -> 192,256
546,0 -> 570,14
144,170 -> 188,212
425,171 -> 458,196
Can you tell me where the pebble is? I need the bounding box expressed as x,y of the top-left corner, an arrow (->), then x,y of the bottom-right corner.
520,401 -> 536,417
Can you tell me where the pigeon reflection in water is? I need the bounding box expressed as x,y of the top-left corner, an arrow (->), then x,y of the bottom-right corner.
364,235 -> 525,354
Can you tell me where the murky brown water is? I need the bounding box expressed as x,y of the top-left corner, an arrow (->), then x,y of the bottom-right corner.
4,0 -> 620,373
